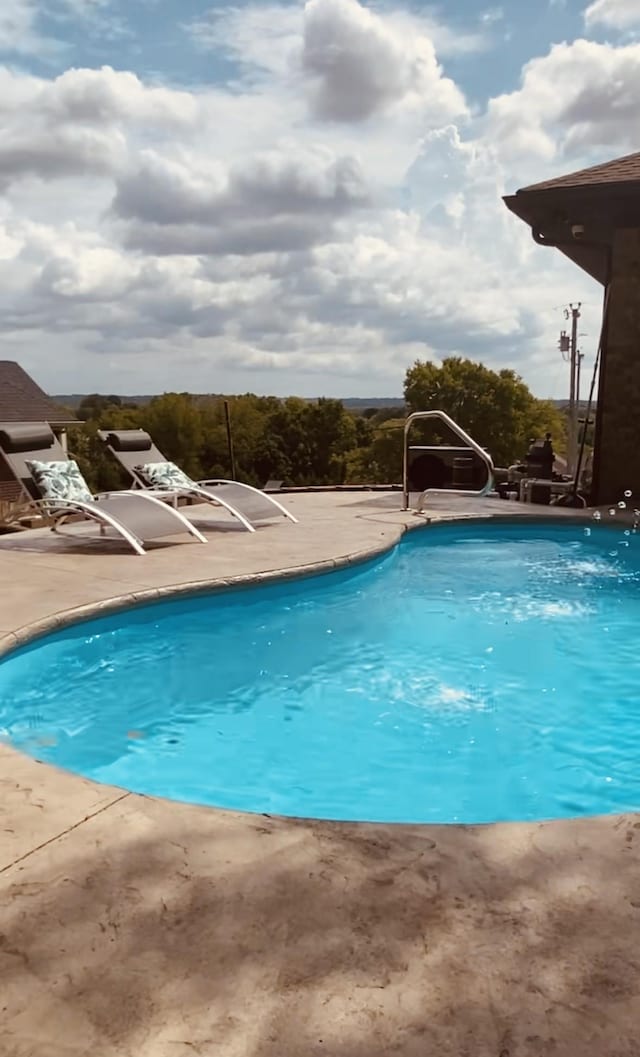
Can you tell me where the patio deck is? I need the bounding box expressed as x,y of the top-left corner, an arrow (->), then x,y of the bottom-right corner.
1,492 -> 638,1057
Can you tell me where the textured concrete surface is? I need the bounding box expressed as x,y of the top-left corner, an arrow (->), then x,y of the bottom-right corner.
0,491 -> 410,645
1,492 -> 637,1057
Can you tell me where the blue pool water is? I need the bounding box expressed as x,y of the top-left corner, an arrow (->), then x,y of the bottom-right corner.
1,520 -> 639,824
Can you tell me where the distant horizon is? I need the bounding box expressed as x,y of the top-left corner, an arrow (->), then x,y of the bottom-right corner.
54,392 -> 594,409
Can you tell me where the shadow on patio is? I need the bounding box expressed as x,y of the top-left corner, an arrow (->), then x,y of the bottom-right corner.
1,795 -> 639,1057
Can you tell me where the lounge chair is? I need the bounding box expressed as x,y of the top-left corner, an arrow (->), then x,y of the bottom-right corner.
98,429 -> 298,532
0,423 -> 207,555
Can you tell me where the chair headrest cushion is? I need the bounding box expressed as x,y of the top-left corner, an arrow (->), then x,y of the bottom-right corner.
0,424 -> 56,453
107,430 -> 153,452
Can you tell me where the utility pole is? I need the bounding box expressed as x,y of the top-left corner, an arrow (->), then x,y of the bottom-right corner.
569,303 -> 581,476
561,303 -> 581,476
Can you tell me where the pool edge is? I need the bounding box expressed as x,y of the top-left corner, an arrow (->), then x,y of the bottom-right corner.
0,510 -> 596,660
0,519 -> 416,659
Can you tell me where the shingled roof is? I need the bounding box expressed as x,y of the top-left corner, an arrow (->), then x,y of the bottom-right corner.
0,361 -> 76,425
519,151 -> 640,194
503,149 -> 640,285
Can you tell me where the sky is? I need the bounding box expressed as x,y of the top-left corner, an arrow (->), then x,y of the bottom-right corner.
0,0 -> 637,398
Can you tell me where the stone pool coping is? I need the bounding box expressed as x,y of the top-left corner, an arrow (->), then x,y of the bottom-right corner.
0,504 -> 594,658
0,533 -> 400,657
1,491 -> 637,1057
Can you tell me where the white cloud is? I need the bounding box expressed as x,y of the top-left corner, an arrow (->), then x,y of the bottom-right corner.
189,0 -> 468,125
0,65 -> 198,188
0,124 -> 125,188
111,145 -> 370,255
584,0 -> 640,29
37,65 -> 198,127
301,0 -> 467,122
36,243 -> 143,302
0,0 -> 50,56
0,113 -> 598,399
0,0 -> 620,398
486,39 -> 640,162
188,4 -> 303,78
0,0 -> 123,57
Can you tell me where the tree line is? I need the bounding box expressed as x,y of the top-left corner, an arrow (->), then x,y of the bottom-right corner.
67,357 -> 566,492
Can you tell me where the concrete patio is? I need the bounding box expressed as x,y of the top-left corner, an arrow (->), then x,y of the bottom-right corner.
1,492 -> 639,1057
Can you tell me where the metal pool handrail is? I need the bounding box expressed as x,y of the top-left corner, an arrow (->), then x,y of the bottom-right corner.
402,410 -> 495,511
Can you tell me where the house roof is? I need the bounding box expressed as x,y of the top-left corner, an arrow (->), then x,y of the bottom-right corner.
0,361 -> 77,425
503,150 -> 640,285
519,151 -> 640,194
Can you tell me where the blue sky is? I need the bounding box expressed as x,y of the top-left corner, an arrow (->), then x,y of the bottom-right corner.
7,1 -> 604,99
0,0 -> 636,396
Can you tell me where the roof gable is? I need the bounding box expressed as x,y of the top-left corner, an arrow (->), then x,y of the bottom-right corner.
520,151 -> 640,194
0,361 -> 77,425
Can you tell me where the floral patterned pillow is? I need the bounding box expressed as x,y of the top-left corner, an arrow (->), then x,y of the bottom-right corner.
136,461 -> 194,491
27,460 -> 94,504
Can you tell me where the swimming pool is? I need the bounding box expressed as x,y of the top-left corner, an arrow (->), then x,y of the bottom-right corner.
1,519 -> 639,824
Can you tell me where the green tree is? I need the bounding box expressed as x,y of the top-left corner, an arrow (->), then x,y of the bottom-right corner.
404,357 -> 565,467
258,398 -> 358,486
142,393 -> 206,478
77,394 -> 122,421
67,399 -> 143,491
66,424 -> 127,492
307,398 -> 358,483
345,418 -> 405,484
218,395 -> 278,485
263,398 -> 316,485
63,360 -> 568,495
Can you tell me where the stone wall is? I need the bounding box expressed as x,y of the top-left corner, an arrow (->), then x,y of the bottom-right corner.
592,228 -> 640,505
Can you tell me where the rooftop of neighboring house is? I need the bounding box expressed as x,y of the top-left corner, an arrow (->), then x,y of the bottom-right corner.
0,361 -> 77,427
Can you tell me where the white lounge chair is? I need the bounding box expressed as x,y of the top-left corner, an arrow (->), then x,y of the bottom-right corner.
0,422 -> 207,555
98,429 -> 298,532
